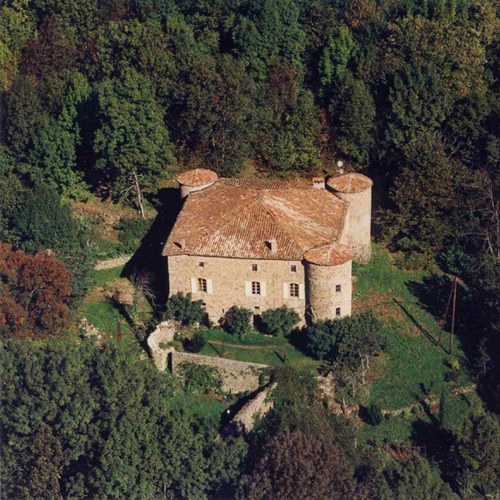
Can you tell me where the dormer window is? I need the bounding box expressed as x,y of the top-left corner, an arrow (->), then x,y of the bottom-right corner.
266,239 -> 277,254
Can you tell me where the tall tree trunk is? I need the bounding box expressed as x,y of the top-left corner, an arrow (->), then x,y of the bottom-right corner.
132,170 -> 145,219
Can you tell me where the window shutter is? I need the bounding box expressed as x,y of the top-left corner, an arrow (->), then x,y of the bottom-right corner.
283,283 -> 289,299
207,279 -> 213,294
299,284 -> 305,300
245,281 -> 252,297
191,278 -> 197,294
261,282 -> 267,297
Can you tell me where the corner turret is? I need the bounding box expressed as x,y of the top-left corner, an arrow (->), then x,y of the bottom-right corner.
326,172 -> 372,263
177,168 -> 218,199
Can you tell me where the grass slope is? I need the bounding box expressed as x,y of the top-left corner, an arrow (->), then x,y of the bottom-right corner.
353,245 -> 470,410
199,330 -> 320,371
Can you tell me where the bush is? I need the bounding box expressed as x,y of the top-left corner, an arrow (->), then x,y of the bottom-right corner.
259,306 -> 301,336
165,293 -> 206,326
221,306 -> 252,338
117,218 -> 153,254
305,311 -> 383,365
365,403 -> 383,426
189,330 -> 208,353
180,363 -> 222,394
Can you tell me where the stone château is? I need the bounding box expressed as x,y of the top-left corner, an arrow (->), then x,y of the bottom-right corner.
162,168 -> 372,323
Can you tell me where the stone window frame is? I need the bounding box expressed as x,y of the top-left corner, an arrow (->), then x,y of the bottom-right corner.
336,307 -> 341,317
290,264 -> 298,273
198,278 -> 207,293
289,282 -> 299,298
336,284 -> 341,293
251,281 -> 261,295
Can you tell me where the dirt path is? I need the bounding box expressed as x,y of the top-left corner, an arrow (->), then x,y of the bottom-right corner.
95,256 -> 131,270
207,340 -> 282,350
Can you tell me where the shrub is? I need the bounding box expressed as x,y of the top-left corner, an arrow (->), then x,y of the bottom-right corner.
165,292 -> 206,326
365,403 -> 383,426
260,306 -> 300,336
117,218 -> 153,254
221,306 -> 252,338
180,363 -> 222,394
189,330 -> 208,353
305,311 -> 383,365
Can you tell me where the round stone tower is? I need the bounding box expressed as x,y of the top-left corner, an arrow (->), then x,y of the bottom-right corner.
326,172 -> 373,263
177,168 -> 218,199
304,244 -> 353,322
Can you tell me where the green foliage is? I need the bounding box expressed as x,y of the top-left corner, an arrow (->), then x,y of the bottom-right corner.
30,72 -> 91,199
259,305 -> 300,336
333,73 -> 376,165
0,147 -> 26,241
448,412 -> 500,497
221,306 -> 252,338
365,403 -> 383,426
379,144 -> 468,262
94,68 -> 175,217
382,454 -> 456,500
234,0 -> 306,81
116,217 -> 153,254
180,362 -> 222,394
0,338 -> 243,498
189,329 -> 208,353
319,26 -> 356,93
165,292 -> 206,326
305,311 -> 383,366
10,185 -> 94,303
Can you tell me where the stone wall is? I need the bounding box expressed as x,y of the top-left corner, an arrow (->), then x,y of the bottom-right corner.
305,260 -> 352,320
223,384 -> 276,436
147,320 -> 177,371
168,254 -> 306,323
170,351 -> 268,394
329,188 -> 372,263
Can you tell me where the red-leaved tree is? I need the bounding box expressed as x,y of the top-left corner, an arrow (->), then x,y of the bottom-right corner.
0,243 -> 73,339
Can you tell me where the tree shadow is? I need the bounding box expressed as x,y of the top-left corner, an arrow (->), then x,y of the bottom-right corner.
406,275 -> 477,364
393,298 -> 447,352
286,326 -> 310,356
121,187 -> 182,313
410,419 -> 454,466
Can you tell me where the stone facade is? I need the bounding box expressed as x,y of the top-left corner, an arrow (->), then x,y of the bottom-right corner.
164,171 -> 372,323
327,176 -> 372,263
170,351 -> 267,394
305,260 -> 352,320
168,254 -> 307,323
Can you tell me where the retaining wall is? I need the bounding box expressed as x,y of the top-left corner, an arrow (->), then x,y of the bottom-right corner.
170,351 -> 268,394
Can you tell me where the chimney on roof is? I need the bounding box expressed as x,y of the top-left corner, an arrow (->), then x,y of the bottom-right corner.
176,239 -> 186,250
312,177 -> 325,189
266,239 -> 277,254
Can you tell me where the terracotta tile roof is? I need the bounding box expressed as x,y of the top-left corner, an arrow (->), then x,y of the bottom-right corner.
220,178 -> 313,190
304,243 -> 353,266
327,173 -> 373,194
163,180 -> 350,261
177,168 -> 218,187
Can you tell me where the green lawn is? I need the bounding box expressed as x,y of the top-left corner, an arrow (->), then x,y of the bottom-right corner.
81,265 -> 151,335
353,245 -> 471,411
199,329 -> 320,371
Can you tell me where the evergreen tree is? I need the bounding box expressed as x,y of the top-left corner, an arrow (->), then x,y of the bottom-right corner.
94,68 -> 175,217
